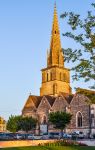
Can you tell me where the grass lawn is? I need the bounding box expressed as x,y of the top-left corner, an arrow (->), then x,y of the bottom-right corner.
0,146 -> 95,150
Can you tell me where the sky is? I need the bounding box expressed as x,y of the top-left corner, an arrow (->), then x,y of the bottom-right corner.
0,0 -> 94,120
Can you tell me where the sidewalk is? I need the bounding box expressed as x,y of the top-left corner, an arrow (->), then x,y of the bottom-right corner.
78,140 -> 95,146
0,140 -> 54,148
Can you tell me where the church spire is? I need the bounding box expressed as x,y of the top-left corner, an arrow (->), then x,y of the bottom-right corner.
47,3 -> 64,67
40,4 -> 71,96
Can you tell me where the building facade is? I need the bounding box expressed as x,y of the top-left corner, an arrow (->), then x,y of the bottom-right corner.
22,4 -> 95,137
0,116 -> 6,132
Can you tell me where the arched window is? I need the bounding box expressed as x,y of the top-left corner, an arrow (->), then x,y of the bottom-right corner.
50,72 -> 52,81
43,116 -> 47,124
53,83 -> 57,95
63,73 -> 66,81
76,112 -> 82,127
47,73 -> 49,81
60,72 -> 61,80
42,73 -> 44,82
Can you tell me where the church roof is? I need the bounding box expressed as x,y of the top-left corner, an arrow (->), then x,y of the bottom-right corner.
59,92 -> 74,104
76,88 -> 95,104
22,92 -> 94,115
22,93 -> 74,113
65,95 -> 74,104
22,95 -> 42,111
44,95 -> 56,106
31,96 -> 42,108
76,88 -> 95,94
22,95 -> 56,112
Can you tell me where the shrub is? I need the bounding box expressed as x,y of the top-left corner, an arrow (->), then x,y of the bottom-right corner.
43,139 -> 87,147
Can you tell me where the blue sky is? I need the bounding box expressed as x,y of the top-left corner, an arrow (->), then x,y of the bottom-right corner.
0,0 -> 94,120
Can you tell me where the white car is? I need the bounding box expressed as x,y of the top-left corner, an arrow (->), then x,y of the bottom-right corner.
72,131 -> 84,139
33,135 -> 42,140
16,134 -> 25,140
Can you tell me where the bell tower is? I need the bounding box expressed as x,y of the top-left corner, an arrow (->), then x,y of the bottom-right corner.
40,4 -> 71,96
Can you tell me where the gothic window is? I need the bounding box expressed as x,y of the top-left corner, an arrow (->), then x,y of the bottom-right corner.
42,73 -> 44,82
47,73 -> 49,81
50,72 -> 52,80
53,83 -> 57,95
55,31 -> 56,34
63,73 -> 66,81
43,116 -> 47,124
60,72 -> 61,80
76,112 -> 82,127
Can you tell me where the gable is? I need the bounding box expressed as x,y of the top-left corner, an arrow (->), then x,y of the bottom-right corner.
52,96 -> 68,112
45,95 -> 55,106
37,96 -> 51,113
70,94 -> 89,107
22,96 -> 36,112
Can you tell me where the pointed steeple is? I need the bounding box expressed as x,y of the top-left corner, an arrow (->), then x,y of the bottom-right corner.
40,3 -> 71,96
47,3 -> 64,67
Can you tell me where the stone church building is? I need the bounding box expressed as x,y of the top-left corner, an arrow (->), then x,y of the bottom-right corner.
22,4 -> 95,137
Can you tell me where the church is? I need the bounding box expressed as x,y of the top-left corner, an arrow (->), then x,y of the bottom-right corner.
22,4 -> 95,137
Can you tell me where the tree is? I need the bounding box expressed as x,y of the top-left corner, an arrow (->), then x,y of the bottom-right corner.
60,3 -> 95,89
19,117 -> 37,133
7,115 -> 37,133
49,111 -> 72,137
7,115 -> 22,133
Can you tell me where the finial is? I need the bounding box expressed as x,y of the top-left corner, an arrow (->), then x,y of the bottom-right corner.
29,92 -> 31,96
54,1 -> 57,15
54,1 -> 56,8
54,1 -> 57,11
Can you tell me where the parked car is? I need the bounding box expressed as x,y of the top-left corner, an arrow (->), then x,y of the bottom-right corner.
0,133 -> 14,140
78,131 -> 84,139
72,131 -> 84,139
63,133 -> 72,139
41,133 -> 49,140
0,133 -> 6,140
33,135 -> 42,140
15,133 -> 26,140
27,134 -> 34,140
48,132 -> 61,139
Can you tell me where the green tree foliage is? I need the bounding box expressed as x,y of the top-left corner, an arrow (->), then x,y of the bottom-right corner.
60,3 -> 95,89
49,111 -> 72,136
19,117 -> 37,133
7,115 -> 37,133
7,115 -> 22,133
